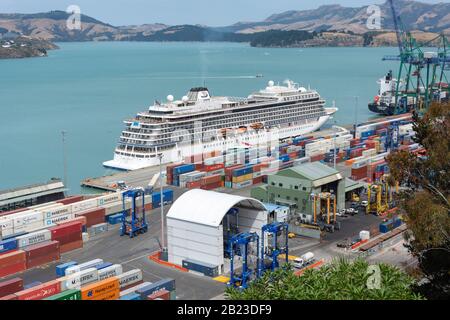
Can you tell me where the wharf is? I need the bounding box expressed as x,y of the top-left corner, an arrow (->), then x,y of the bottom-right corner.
81,114 -> 408,192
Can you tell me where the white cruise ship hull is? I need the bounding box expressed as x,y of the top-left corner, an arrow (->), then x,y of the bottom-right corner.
103,113 -> 332,171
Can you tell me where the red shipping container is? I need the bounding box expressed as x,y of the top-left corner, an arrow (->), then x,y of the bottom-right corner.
288,152 -> 298,160
57,216 -> 87,228
49,221 -> 82,239
252,176 -> 263,185
0,262 -> 26,278
225,164 -> 244,176
186,181 -> 202,189
201,174 -> 222,185
60,240 -> 83,254
0,277 -> 23,297
24,241 -> 60,259
57,195 -> 84,205
26,253 -> 60,269
0,294 -> 18,300
53,232 -> 82,246
75,207 -> 105,227
310,154 -> 325,162
203,163 -> 224,172
147,289 -> 170,300
200,181 -> 223,190
0,250 -> 26,267
252,163 -> 263,172
16,280 -> 61,300
121,280 -> 143,292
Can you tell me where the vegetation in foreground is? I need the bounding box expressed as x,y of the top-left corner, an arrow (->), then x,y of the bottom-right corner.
225,259 -> 422,300
387,102 -> 450,300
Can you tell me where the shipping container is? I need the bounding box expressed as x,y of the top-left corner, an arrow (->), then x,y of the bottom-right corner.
147,289 -> 170,300
75,208 -> 106,228
65,258 -> 104,275
182,259 -> 219,277
16,279 -> 61,300
16,229 -> 51,248
108,213 -> 123,225
62,267 -> 99,290
56,261 -> 78,277
118,269 -> 143,289
0,294 -> 18,300
81,277 -> 119,300
120,292 -> 141,300
0,277 -> 23,298
44,288 -> 81,300
57,195 -> 84,206
0,238 -> 18,254
98,264 -> 123,281
136,278 -> 175,299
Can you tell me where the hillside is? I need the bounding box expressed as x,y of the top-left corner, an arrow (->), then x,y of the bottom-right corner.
228,0 -> 450,35
0,36 -> 58,59
0,1 -> 448,47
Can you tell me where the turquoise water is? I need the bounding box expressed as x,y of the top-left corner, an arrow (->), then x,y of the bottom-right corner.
0,42 -> 398,193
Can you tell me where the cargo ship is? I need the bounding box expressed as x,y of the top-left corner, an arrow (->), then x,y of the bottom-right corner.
103,80 -> 337,170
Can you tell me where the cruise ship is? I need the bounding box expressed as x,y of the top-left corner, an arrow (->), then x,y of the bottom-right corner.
103,80 -> 337,170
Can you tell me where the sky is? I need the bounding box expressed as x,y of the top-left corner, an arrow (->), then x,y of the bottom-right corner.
0,0 -> 445,26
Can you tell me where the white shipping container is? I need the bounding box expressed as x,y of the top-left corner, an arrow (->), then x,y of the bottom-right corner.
97,192 -> 124,207
65,258 -> 104,275
16,229 -> 51,248
13,211 -> 44,227
72,198 -> 98,213
44,213 -> 74,226
61,267 -> 99,290
42,205 -> 72,219
13,221 -> 45,234
0,218 -> 14,230
118,269 -> 143,289
360,230 -> 370,241
82,232 -> 89,242
98,264 -> 123,281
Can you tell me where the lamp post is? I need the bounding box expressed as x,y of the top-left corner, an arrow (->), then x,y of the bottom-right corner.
61,130 -> 68,193
157,152 -> 166,251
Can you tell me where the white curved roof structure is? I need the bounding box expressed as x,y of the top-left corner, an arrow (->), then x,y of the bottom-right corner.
167,189 -> 266,227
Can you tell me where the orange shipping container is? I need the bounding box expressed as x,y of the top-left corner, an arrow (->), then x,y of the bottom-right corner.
85,289 -> 120,301
81,277 -> 119,300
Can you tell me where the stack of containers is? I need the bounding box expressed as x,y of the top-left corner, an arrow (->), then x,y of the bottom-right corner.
231,165 -> 253,189
224,164 -> 244,188
0,251 -> 26,277
252,163 -> 264,185
15,229 -> 51,249
200,174 -> 223,190
165,163 -> 183,186
171,164 -> 195,187
49,220 -> 83,253
117,269 -> 143,291
135,278 -> 176,301
24,241 -> 60,269
41,204 -> 74,227
57,195 -> 84,205
351,159 -> 368,181
179,171 -> 206,188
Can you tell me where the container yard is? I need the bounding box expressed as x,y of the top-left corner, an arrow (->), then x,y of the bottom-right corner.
0,113 -> 424,299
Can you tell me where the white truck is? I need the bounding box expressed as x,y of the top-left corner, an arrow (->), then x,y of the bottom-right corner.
293,252 -> 315,269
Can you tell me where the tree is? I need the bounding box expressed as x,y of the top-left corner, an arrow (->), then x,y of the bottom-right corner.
225,259 -> 422,300
386,102 -> 450,299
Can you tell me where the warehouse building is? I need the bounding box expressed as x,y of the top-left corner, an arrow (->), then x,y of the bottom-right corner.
251,162 -> 346,218
166,189 -> 268,275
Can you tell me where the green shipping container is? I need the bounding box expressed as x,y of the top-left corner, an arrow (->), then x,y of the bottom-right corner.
44,289 -> 81,301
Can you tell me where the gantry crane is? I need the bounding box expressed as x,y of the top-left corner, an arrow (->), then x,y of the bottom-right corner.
120,188 -> 148,238
366,177 -> 392,216
260,222 -> 289,272
373,0 -> 450,115
227,232 -> 260,289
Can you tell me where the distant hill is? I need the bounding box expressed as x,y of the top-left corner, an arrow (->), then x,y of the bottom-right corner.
227,0 -> 450,35
0,1 -> 448,46
0,36 -> 58,59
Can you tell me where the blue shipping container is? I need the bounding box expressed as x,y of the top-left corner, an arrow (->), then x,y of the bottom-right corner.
152,189 -> 174,204
56,261 -> 78,277
108,213 -> 123,225
96,262 -> 113,270
136,278 -> 176,299
173,164 -> 195,175
232,166 -> 253,177
0,238 -> 18,254
120,293 -> 142,300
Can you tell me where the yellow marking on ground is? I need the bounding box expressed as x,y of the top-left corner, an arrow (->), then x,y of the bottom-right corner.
213,276 -> 230,283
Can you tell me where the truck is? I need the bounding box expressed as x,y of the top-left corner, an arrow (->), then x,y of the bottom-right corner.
293,252 -> 315,269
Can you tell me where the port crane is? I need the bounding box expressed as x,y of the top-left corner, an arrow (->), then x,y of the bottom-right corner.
260,222 -> 289,272
227,232 -> 260,289
120,187 -> 149,238
376,0 -> 450,115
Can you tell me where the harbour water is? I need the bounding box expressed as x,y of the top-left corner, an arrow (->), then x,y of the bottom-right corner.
0,42 -> 398,193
